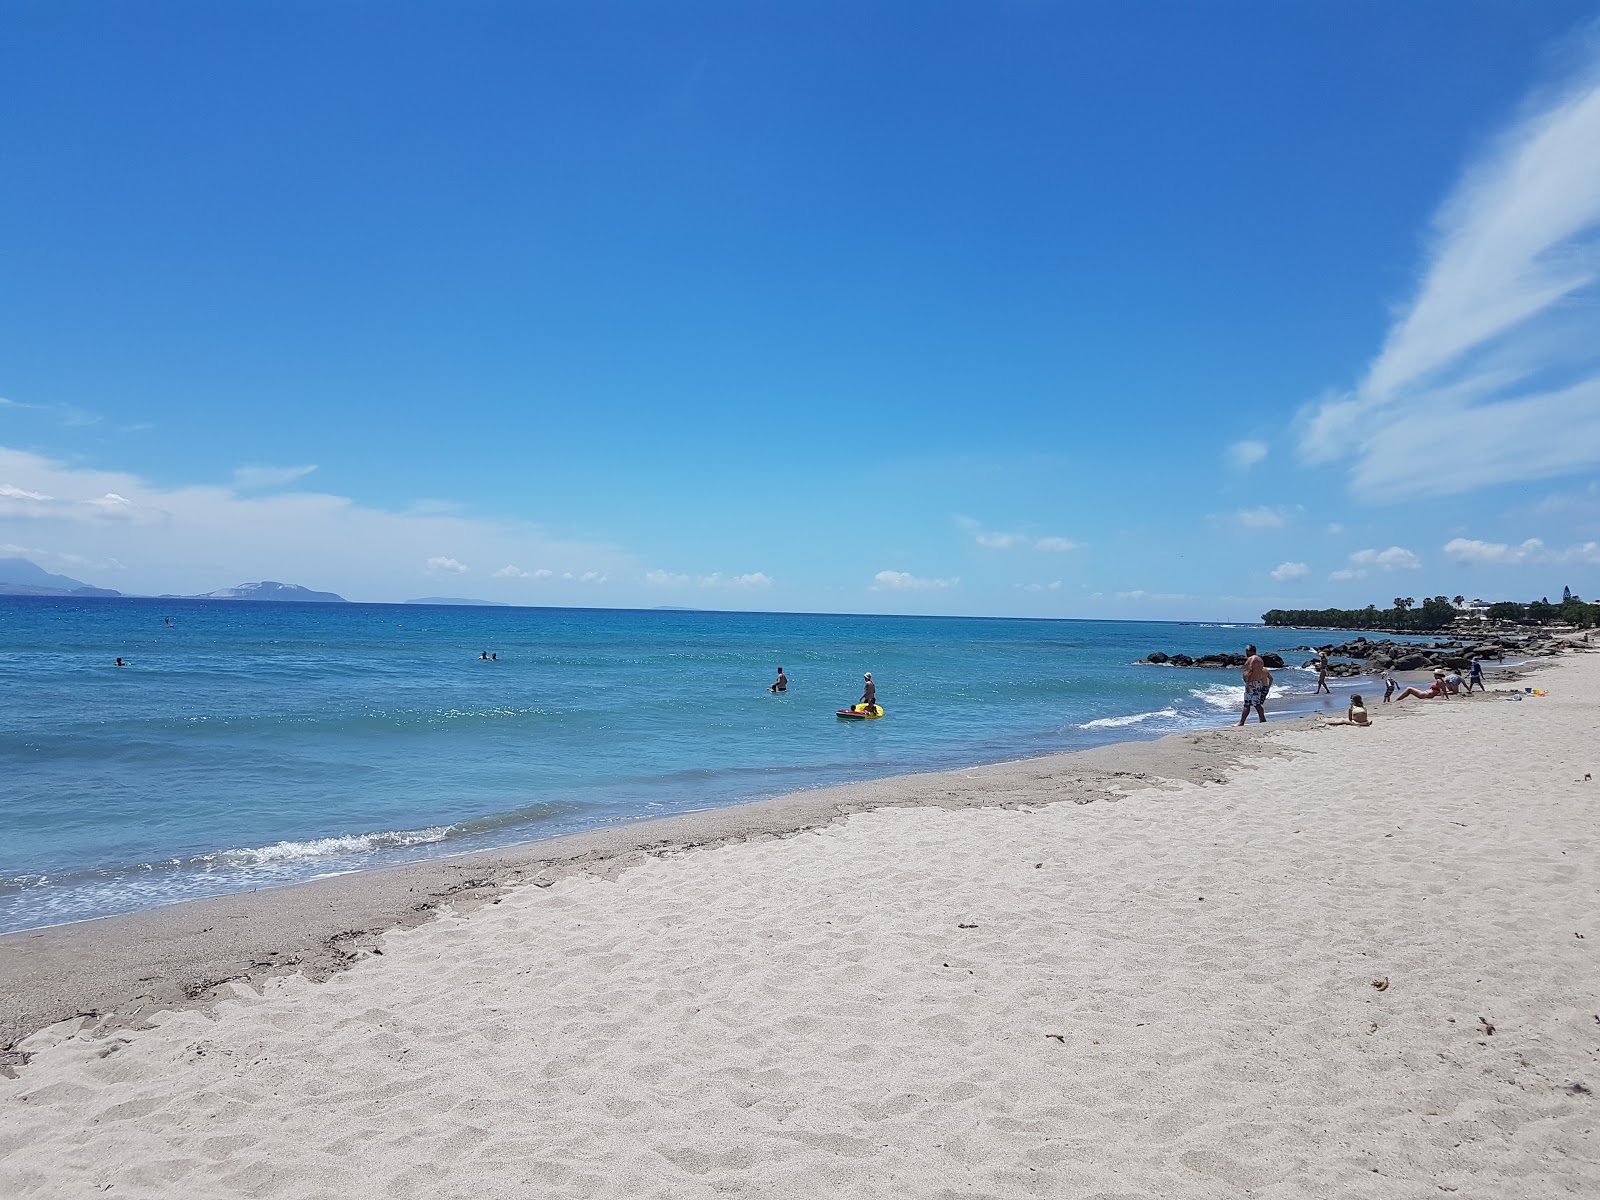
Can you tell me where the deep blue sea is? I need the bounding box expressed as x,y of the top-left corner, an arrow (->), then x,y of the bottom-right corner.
0,598 -> 1378,933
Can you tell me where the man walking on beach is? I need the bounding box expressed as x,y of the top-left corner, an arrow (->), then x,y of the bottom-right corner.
1238,645 -> 1270,725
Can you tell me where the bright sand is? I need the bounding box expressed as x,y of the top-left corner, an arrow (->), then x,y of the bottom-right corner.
2,655 -> 1596,1198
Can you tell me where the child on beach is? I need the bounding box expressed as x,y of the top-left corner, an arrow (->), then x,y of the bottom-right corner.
1325,694 -> 1370,726
1382,676 -> 1397,703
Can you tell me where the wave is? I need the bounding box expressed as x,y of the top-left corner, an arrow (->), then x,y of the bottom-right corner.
211,826 -> 454,866
1190,684 -> 1244,710
1078,707 -> 1179,730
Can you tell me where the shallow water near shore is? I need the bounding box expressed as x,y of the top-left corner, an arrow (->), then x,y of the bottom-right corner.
1,597 -> 1388,931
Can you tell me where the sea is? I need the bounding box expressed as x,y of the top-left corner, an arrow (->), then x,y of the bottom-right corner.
0,597 -> 1386,934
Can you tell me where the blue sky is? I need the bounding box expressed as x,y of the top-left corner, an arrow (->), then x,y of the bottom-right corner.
4,1 -> 1600,617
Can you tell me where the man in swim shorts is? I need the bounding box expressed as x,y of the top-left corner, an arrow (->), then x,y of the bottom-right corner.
860,672 -> 876,709
1237,644 -> 1270,725
769,667 -> 787,693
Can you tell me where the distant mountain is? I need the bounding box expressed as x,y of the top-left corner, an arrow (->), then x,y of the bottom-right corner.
189,581 -> 348,603
405,596 -> 508,606
0,557 -> 122,598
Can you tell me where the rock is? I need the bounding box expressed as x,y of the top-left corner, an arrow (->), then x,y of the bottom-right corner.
1260,653 -> 1285,669
1170,654 -> 1194,667
1146,652 -> 1169,664
1393,652 -> 1430,671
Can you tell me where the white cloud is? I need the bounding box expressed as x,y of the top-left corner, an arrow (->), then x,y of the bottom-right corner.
1236,506 -> 1290,529
1349,545 -> 1421,570
564,571 -> 607,583
1300,55 -> 1600,498
647,570 -> 774,589
1270,561 -> 1309,582
1329,568 -> 1369,582
0,445 -> 632,599
1228,440 -> 1269,468
425,556 -> 469,575
1115,589 -> 1187,602
1443,536 -> 1600,566
961,516 -> 1081,552
493,565 -> 536,579
976,531 -> 1027,548
1016,581 -> 1063,592
233,465 -> 317,490
1,483 -> 51,502
872,570 -> 957,591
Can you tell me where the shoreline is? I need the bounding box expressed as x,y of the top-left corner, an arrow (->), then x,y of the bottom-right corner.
0,658 -> 1551,1057
3,651 -> 1593,1195
1,714 -> 1303,1055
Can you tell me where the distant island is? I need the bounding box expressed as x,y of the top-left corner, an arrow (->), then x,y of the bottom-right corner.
405,597 -> 508,606
174,582 -> 349,603
0,556 -> 121,598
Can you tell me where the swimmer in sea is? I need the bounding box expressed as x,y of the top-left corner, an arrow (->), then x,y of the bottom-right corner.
769,667 -> 787,693
114,657 -> 126,667
480,651 -> 490,660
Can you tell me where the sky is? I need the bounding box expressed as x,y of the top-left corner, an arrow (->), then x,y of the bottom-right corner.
4,1 -> 1600,618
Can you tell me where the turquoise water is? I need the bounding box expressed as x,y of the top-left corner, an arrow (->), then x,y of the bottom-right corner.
0,598 -> 1368,932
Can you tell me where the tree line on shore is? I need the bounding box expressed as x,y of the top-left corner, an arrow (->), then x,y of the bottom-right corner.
1262,588 -> 1599,631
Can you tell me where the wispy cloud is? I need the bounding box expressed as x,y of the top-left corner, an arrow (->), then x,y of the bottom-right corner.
959,516 -> 1080,552
1228,440 -> 1268,469
493,564 -> 554,579
1270,561 -> 1309,582
1329,568 -> 1367,582
1301,51 -> 1600,499
425,556 -> 469,575
1443,536 -> 1600,566
1015,580 -> 1063,592
871,570 -> 957,591
1235,505 -> 1295,529
233,464 -> 318,490
646,569 -> 774,589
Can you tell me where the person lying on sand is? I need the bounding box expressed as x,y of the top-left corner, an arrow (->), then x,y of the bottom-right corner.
1396,670 -> 1451,701
1325,694 -> 1370,726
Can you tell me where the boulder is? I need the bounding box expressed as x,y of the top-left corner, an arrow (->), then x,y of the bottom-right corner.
1393,652 -> 1430,671
1146,652 -> 1169,664
1260,653 -> 1285,669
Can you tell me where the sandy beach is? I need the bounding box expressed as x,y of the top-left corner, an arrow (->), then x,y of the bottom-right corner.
2,655 -> 1596,1198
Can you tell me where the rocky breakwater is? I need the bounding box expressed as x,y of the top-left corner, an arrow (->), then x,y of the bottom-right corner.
1140,651 -> 1285,670
1140,630 -> 1570,677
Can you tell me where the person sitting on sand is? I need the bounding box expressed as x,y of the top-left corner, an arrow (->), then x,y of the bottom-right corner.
769,667 -> 787,693
1382,676 -> 1397,703
1396,670 -> 1451,701
1325,694 -> 1370,726
1314,651 -> 1331,695
860,672 -> 876,709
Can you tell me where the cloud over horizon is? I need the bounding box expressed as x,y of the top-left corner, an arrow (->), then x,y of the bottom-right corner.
1301,51 -> 1600,500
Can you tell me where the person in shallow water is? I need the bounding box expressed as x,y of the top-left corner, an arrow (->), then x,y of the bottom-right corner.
860,672 -> 876,709
1237,645 -> 1271,725
480,651 -> 490,660
114,657 -> 126,667
768,667 -> 787,693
